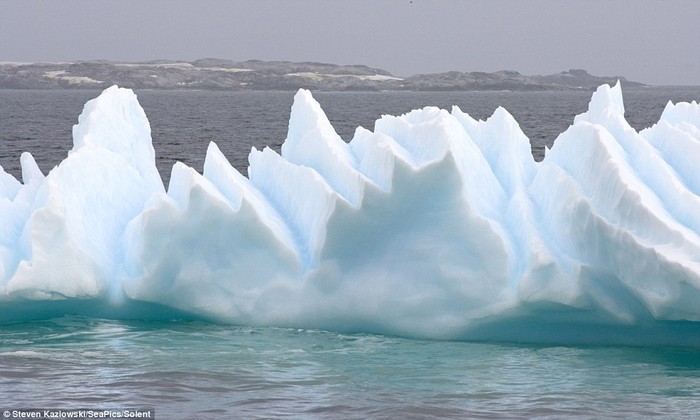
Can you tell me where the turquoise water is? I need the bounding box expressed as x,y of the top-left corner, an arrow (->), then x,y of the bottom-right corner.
1,317 -> 699,418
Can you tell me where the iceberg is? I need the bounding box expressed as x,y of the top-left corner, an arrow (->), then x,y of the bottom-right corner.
2,83 -> 700,346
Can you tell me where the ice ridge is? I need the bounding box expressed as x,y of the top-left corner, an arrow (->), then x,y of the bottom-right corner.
1,83 -> 700,346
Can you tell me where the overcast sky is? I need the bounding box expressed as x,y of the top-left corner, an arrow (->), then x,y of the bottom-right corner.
1,0 -> 698,85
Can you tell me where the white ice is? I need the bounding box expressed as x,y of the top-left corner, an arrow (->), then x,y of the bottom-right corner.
2,83 -> 700,345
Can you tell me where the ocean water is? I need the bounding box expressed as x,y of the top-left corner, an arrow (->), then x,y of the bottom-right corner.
2,87 -> 700,418
3,87 -> 700,181
2,317 -> 700,418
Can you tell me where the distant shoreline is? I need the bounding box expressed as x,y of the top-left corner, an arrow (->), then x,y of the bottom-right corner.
0,59 -> 649,92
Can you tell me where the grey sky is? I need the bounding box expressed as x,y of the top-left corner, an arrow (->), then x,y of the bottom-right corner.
1,0 -> 698,85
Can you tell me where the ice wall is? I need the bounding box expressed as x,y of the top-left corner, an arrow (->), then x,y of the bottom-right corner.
2,83 -> 700,346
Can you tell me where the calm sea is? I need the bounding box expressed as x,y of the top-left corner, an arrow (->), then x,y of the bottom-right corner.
2,87 -> 700,418
3,87 -> 700,181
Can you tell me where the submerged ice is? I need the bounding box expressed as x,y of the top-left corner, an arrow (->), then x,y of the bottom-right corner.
2,84 -> 700,346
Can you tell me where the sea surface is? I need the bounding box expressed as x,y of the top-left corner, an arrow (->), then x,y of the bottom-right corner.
2,87 -> 700,418
3,87 -> 700,181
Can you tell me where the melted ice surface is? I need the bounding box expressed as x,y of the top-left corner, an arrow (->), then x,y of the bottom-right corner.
2,84 -> 700,345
